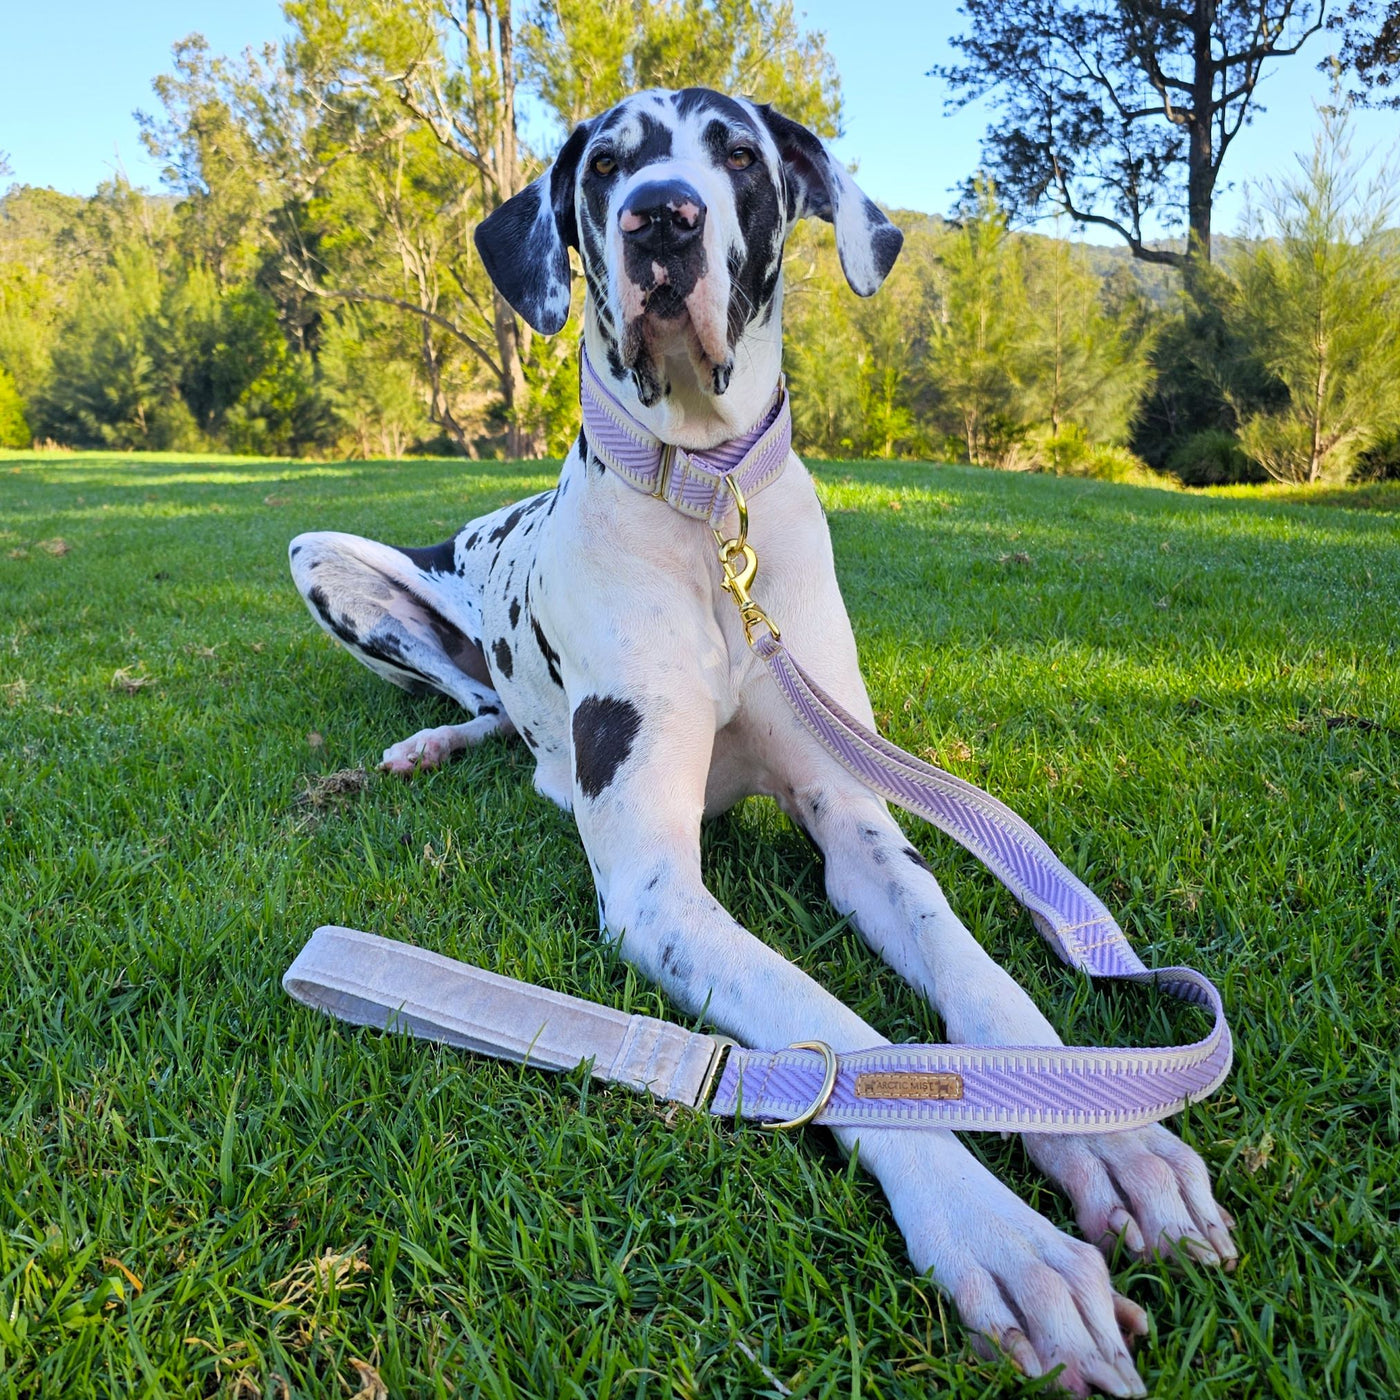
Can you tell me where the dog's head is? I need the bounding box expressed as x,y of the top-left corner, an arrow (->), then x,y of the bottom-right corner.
476,88 -> 902,413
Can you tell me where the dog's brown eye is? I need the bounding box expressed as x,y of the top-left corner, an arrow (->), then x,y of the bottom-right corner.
592,155 -> 616,177
727,146 -> 756,171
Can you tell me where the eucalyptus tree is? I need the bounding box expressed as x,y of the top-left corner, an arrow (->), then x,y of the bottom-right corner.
936,2 -> 1334,271
1331,0 -> 1400,102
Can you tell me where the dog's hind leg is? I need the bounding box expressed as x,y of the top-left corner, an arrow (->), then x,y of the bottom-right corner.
289,530 -> 513,768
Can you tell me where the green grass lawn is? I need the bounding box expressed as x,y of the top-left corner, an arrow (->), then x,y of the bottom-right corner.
2,450 -> 1397,1399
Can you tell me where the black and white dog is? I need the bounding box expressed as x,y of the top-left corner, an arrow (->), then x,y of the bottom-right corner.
290,88 -> 1234,1397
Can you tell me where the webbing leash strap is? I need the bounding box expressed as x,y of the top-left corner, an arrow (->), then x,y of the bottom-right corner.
283,377 -> 1233,1134
702,471 -> 1232,1130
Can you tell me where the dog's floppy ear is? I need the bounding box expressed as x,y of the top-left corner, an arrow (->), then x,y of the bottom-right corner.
474,121 -> 591,335
756,107 -> 903,297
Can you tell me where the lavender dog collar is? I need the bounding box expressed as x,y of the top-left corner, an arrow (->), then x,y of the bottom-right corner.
578,344 -> 792,529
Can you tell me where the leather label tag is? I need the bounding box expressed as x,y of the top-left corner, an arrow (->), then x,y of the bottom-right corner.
854,1071 -> 964,1101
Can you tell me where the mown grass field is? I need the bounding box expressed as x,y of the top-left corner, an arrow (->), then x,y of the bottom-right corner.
2,449 -> 1397,1399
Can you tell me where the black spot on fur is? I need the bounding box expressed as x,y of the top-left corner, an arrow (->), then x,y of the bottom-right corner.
290,544 -> 302,558
306,585 -> 362,649
657,940 -> 693,982
903,846 -> 932,873
492,637 -> 513,680
488,506 -> 526,544
520,725 -> 535,747
531,616 -> 563,687
509,598 -> 521,628
478,703 -> 500,717
572,694 -> 642,800
466,532 -> 479,550
394,538 -> 458,575
870,220 -> 904,285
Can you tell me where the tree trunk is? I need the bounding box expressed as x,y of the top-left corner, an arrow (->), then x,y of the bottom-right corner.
1186,0 -> 1218,273
480,0 -> 543,460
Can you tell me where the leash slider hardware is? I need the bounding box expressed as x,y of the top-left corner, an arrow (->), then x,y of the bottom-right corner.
695,1034 -> 739,1112
755,1040 -> 839,1132
652,442 -> 677,500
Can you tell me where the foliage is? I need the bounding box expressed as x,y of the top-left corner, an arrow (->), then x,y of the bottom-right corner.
1166,428 -> 1267,484
918,186 -> 1159,470
926,181 -> 1027,465
1354,427 -> 1400,477
319,309 -> 430,459
936,2 -> 1330,267
1226,101 -> 1400,483
523,0 -> 842,133
0,365 -> 28,448
9,7 -> 1398,480
1019,229 -> 1157,447
783,215 -> 936,459
1331,0 -> 1400,105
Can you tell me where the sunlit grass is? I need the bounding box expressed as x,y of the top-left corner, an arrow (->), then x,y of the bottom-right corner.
2,452 -> 1397,1398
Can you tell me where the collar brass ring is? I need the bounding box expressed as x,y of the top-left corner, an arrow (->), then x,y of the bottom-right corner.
755,1040 -> 839,1132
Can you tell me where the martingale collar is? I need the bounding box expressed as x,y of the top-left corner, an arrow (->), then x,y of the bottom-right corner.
579,344 -> 792,529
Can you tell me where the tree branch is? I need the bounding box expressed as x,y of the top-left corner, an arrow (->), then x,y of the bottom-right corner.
293,273 -> 504,379
1049,155 -> 1185,267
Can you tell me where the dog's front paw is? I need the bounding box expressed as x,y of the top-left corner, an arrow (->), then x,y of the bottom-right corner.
1025,1125 -> 1237,1269
893,1163 -> 1149,1396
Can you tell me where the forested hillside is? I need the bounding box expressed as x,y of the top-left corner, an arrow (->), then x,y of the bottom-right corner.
2,1 -> 1397,487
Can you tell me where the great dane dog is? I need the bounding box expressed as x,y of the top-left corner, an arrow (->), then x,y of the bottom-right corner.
290,87 -> 1235,1396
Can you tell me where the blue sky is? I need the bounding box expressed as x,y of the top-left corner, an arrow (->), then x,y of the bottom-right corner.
2,1 -> 1394,239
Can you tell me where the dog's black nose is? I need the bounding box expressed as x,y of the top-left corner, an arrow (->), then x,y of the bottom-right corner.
618,180 -> 707,253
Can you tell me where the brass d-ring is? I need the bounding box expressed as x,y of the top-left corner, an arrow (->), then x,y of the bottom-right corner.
756,1040 -> 839,1132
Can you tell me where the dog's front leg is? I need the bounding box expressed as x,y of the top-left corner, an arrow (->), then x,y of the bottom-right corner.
793,780 -> 1238,1274
569,683 -> 1146,1398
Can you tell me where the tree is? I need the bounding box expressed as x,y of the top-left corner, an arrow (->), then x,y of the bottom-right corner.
1227,100 -> 1400,481
927,181 -> 1027,465
1330,1 -> 1400,104
0,365 -> 28,448
522,0 -> 842,134
936,2 -> 1331,270
143,1 -> 840,459
1019,228 -> 1156,448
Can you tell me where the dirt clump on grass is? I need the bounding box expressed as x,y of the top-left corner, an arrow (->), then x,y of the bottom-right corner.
294,767 -> 371,810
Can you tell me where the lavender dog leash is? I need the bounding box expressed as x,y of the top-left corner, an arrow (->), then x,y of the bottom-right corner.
581,359 -> 1233,1130
283,368 -> 1232,1134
